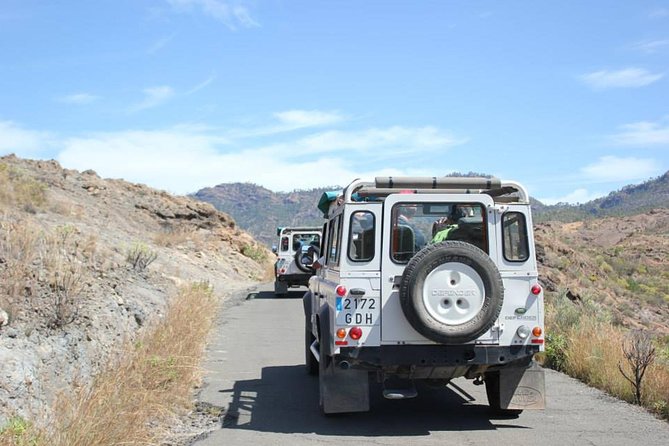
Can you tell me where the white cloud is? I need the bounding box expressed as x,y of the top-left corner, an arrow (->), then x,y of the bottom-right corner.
273,110 -> 345,129
579,68 -> 664,89
539,188 -> 605,205
129,86 -> 175,112
185,74 -> 216,95
609,116 -> 669,146
630,39 -> 669,54
581,156 -> 660,182
58,93 -> 99,105
288,126 -> 466,155
56,127 -> 436,194
223,110 -> 348,139
0,121 -> 55,157
167,0 -> 259,29
147,34 -> 176,54
4,112 -> 466,194
232,5 -> 259,28
649,8 -> 669,18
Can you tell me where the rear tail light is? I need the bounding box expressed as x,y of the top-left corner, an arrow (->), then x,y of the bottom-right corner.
531,284 -> 542,295
349,327 -> 363,340
336,285 -> 347,297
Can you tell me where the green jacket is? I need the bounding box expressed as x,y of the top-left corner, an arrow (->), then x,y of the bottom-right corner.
431,224 -> 458,243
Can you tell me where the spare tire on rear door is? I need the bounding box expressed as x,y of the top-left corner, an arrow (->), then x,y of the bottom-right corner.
399,241 -> 503,344
294,245 -> 320,273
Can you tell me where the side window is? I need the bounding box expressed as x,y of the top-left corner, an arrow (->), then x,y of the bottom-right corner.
327,215 -> 342,265
348,211 -> 375,262
280,236 -> 289,252
292,234 -> 301,251
502,212 -> 529,262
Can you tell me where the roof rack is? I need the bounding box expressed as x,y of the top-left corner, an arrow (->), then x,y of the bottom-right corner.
342,176 -> 529,204
277,227 -> 322,237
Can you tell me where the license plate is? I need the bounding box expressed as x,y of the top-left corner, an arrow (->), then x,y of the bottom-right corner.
336,297 -> 380,326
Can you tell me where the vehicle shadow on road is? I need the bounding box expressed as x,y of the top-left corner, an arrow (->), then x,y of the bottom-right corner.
246,290 -> 306,300
218,365 -> 526,436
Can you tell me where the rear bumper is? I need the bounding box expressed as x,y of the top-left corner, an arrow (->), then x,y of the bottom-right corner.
335,344 -> 538,377
276,273 -> 311,286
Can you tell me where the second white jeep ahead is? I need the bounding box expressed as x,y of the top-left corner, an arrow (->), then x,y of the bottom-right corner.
304,176 -> 545,414
273,227 -> 322,296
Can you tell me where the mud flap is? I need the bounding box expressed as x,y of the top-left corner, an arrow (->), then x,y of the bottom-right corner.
274,280 -> 288,295
319,357 -> 370,414
499,363 -> 545,410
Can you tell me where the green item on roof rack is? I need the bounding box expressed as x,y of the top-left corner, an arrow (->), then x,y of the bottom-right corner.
317,191 -> 341,217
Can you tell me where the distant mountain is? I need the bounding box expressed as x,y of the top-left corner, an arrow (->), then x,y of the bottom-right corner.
533,172 -> 669,222
194,172 -> 669,245
193,183 -> 335,246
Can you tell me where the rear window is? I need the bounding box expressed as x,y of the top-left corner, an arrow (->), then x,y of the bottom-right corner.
502,212 -> 529,262
390,202 -> 487,263
292,233 -> 320,252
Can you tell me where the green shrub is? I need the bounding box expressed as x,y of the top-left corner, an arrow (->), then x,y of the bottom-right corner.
545,332 -> 569,372
125,242 -> 158,271
0,416 -> 42,445
241,243 -> 267,263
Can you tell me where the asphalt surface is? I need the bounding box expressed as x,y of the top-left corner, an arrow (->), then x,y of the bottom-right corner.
192,283 -> 669,446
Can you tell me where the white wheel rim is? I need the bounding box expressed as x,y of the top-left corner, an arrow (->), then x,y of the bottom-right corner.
422,262 -> 485,325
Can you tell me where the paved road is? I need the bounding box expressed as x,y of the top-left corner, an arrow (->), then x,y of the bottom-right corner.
192,283 -> 669,446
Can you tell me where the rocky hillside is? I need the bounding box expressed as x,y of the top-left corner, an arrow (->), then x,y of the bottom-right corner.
0,155 -> 273,425
193,183 -> 331,246
534,171 -> 669,222
535,209 -> 669,335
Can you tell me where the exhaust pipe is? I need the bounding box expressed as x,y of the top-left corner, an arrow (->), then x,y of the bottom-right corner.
339,361 -> 351,370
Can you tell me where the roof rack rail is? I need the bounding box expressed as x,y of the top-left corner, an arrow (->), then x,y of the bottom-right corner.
342,176 -> 528,203
277,227 -> 322,236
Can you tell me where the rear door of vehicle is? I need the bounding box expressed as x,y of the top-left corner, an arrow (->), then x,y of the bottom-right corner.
380,193 -> 498,344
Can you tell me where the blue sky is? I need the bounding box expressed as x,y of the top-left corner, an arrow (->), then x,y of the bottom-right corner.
1,0 -> 668,204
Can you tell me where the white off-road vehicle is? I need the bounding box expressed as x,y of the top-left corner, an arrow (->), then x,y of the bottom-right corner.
274,227 -> 322,296
304,177 -> 545,414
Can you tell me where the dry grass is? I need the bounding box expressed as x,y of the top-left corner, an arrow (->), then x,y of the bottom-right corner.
0,219 -> 95,328
153,226 -> 204,248
0,282 -> 218,445
0,163 -> 47,213
544,292 -> 669,419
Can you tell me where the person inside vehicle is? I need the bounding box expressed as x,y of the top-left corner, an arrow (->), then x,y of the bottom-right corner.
350,212 -> 375,260
397,205 -> 426,249
431,215 -> 458,243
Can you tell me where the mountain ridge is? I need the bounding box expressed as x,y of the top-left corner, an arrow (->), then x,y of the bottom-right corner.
194,172 -> 669,245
